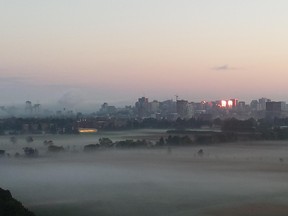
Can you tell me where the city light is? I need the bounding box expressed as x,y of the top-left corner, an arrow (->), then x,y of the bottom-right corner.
78,128 -> 98,133
228,100 -> 233,107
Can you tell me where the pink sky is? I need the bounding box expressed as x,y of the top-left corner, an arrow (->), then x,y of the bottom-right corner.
1,1 -> 288,105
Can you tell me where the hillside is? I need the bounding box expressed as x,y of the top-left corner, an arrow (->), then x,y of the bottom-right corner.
0,187 -> 35,216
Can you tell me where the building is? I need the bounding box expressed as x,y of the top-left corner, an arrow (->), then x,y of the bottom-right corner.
250,100 -> 258,111
238,101 -> 246,110
159,100 -> 176,119
266,101 -> 287,119
176,100 -> 193,119
135,97 -> 149,118
25,101 -> 32,113
258,98 -> 271,111
149,100 -> 160,114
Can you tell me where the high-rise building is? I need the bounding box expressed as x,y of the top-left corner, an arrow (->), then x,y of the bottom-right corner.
25,101 -> 32,113
258,98 -> 271,111
149,100 -> 160,114
266,101 -> 287,119
135,97 -> 149,118
250,100 -> 258,111
230,99 -> 238,108
176,100 -> 188,118
238,101 -> 246,110
176,100 -> 193,119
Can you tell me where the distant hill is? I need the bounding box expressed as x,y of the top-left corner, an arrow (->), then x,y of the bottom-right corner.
0,187 -> 35,216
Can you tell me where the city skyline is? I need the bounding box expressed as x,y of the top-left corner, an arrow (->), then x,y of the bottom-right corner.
0,95 -> 286,116
1,1 -> 288,104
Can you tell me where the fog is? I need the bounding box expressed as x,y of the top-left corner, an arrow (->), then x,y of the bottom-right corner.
1,131 -> 288,216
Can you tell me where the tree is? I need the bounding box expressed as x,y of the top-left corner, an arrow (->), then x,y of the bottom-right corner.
158,137 -> 165,146
99,137 -> 113,148
84,144 -> 100,152
48,145 -> 65,153
23,147 -> 38,157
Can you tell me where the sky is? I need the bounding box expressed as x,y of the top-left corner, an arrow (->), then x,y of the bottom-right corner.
1,0 -> 288,108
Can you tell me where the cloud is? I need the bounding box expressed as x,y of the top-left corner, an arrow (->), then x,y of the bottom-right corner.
212,65 -> 237,71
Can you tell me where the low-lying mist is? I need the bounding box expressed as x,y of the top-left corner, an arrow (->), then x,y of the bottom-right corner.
1,132 -> 288,216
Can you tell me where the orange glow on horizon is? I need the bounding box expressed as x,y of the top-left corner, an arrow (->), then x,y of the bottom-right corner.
78,128 -> 98,133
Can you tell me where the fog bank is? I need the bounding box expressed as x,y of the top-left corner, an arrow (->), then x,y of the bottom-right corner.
1,134 -> 288,216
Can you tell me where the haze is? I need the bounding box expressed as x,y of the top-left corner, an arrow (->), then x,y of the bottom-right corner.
1,1 -> 288,105
0,132 -> 288,216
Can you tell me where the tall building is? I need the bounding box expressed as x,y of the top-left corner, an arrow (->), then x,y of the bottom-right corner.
149,100 -> 160,114
176,100 -> 193,119
230,99 -> 238,108
258,98 -> 271,111
266,101 -> 287,119
238,101 -> 246,110
159,100 -> 177,119
25,101 -> 32,113
176,100 -> 187,118
33,104 -> 41,113
250,100 -> 258,111
135,97 -> 149,118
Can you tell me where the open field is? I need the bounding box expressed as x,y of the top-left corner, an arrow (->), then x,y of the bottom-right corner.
1,130 -> 288,216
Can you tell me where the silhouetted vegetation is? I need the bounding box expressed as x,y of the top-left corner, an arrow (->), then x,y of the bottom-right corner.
99,137 -> 113,148
84,144 -> 101,152
0,150 -> 5,157
0,187 -> 36,216
23,147 -> 38,157
115,139 -> 149,148
166,135 -> 193,145
221,118 -> 256,132
48,145 -> 65,153
43,140 -> 54,145
0,116 -> 214,134
1,116 -> 288,145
